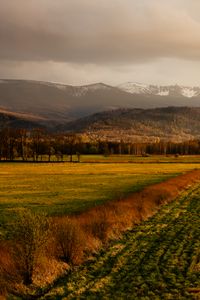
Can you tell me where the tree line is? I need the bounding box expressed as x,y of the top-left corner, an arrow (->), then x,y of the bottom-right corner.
0,128 -> 200,161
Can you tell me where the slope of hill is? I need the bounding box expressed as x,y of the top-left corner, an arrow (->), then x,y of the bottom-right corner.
0,108 -> 45,130
0,80 -> 200,126
62,107 -> 200,142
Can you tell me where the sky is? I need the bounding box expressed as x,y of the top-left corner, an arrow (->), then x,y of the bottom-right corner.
1,0 -> 200,86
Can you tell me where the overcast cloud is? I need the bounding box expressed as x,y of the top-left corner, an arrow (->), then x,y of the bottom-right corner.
1,0 -> 200,85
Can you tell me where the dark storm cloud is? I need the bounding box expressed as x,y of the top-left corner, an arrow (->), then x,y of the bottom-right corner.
1,0 -> 200,65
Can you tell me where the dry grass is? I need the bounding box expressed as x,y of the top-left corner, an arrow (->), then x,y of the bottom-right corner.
52,217 -> 86,265
0,242 -> 21,297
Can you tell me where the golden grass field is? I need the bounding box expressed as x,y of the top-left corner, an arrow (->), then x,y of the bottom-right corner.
0,159 -> 200,235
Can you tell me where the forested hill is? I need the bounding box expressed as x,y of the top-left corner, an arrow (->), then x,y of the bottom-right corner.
62,107 -> 200,142
0,109 -> 45,130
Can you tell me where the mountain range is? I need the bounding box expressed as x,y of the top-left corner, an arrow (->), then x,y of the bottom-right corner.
0,79 -> 200,141
1,79 -> 200,121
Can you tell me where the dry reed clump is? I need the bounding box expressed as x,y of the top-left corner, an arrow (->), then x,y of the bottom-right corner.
101,203 -> 132,238
52,217 -> 86,265
0,242 -> 21,296
82,207 -> 111,244
33,256 -> 68,288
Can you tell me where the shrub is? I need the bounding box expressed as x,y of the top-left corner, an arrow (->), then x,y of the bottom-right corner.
11,209 -> 50,286
88,208 -> 110,243
53,217 -> 85,265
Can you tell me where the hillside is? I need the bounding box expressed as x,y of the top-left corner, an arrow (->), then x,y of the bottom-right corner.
62,107 -> 200,142
0,108 -> 45,130
1,80 -> 200,126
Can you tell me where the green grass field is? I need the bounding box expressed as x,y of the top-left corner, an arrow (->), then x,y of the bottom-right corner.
0,160 -> 200,235
45,184 -> 200,300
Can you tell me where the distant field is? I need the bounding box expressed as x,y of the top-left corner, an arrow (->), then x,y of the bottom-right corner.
5,154 -> 200,163
0,161 -> 200,235
80,155 -> 200,163
45,184 -> 200,299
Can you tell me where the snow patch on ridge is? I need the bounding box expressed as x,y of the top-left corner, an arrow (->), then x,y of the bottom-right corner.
118,82 -> 200,98
73,83 -> 111,97
37,81 -> 111,97
181,87 -> 198,98
117,82 -> 150,94
157,90 -> 169,96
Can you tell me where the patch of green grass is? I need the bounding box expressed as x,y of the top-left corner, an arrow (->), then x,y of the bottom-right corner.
45,184 -> 200,299
0,162 -> 199,234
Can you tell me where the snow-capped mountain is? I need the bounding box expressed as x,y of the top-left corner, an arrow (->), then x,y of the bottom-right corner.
37,81 -> 112,97
71,83 -> 112,97
117,82 -> 200,98
0,79 -> 200,130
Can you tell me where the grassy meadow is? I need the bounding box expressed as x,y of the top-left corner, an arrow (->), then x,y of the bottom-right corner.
0,158 -> 200,235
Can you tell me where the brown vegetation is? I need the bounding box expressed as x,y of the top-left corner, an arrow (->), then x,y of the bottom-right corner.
52,217 -> 85,265
0,242 -> 20,295
0,169 -> 200,298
